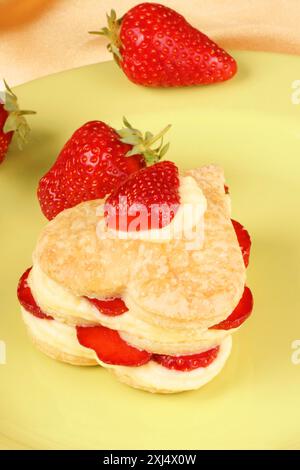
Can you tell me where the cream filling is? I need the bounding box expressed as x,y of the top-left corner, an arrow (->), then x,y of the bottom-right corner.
28,263 -> 100,326
22,303 -> 232,392
21,307 -> 95,360
99,336 -> 232,393
100,176 -> 207,244
28,262 -> 234,355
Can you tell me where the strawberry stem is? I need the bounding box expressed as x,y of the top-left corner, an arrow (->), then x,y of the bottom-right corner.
89,9 -> 122,64
146,124 -> 172,147
2,79 -> 36,149
117,117 -> 171,165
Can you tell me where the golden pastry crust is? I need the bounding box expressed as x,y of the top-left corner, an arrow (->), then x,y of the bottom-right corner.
27,330 -> 97,366
21,308 -> 98,366
29,260 -> 235,355
34,165 -> 245,327
28,262 -> 100,327
119,328 -> 231,356
126,165 -> 245,326
186,165 -> 231,217
34,199 -> 139,298
109,336 -> 232,394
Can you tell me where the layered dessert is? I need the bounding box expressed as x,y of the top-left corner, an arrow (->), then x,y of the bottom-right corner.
17,162 -> 253,393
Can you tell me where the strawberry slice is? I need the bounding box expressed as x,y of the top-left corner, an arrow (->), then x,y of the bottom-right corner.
76,324 -> 220,370
86,296 -> 128,316
211,286 -> 253,330
76,325 -> 152,366
232,219 -> 251,267
17,268 -> 53,320
153,346 -> 220,372
105,161 -> 180,231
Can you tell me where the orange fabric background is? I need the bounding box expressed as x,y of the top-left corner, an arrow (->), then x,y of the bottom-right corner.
0,0 -> 299,86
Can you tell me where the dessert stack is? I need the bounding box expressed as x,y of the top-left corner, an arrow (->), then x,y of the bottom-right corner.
18,160 -> 253,393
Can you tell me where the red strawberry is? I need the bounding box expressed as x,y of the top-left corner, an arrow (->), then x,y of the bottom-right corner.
153,346 -> 219,372
38,118 -> 171,220
76,325 -> 152,366
0,80 -> 35,163
211,286 -> 253,330
86,296 -> 128,316
232,219 -> 251,267
90,3 -> 237,87
105,160 -> 180,231
17,268 -> 53,320
76,324 -> 220,370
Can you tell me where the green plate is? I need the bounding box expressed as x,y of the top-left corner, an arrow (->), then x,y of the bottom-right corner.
1,51 -> 300,449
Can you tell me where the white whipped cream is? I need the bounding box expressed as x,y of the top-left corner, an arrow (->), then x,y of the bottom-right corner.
23,302 -> 232,392
28,263 -> 100,325
21,307 -> 96,361
28,263 -> 233,355
98,336 -> 232,393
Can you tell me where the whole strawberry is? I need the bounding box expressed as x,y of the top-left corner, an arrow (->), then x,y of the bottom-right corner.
0,80 -> 35,163
37,118 -> 171,220
90,3 -> 237,87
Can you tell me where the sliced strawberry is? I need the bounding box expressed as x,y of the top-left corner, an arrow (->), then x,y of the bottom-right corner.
232,219 -> 251,267
105,160 -> 180,231
211,286 -> 253,330
17,268 -> 53,320
76,325 -> 152,366
153,346 -> 220,372
86,296 -> 128,316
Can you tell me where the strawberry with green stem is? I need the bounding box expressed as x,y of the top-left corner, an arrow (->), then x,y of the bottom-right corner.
90,3 -> 237,87
0,80 -> 35,163
37,118 -> 171,220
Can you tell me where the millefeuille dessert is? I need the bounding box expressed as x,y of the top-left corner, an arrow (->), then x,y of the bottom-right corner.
17,160 -> 253,393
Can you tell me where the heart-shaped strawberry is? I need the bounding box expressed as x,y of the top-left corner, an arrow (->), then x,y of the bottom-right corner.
90,3 -> 237,87
105,160 -> 180,231
37,118 -> 171,220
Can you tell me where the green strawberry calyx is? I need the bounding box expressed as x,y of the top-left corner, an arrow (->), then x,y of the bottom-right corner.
89,9 -> 123,65
117,117 -> 171,165
1,80 -> 36,149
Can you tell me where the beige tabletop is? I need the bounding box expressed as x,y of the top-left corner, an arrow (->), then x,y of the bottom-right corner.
0,0 -> 299,86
